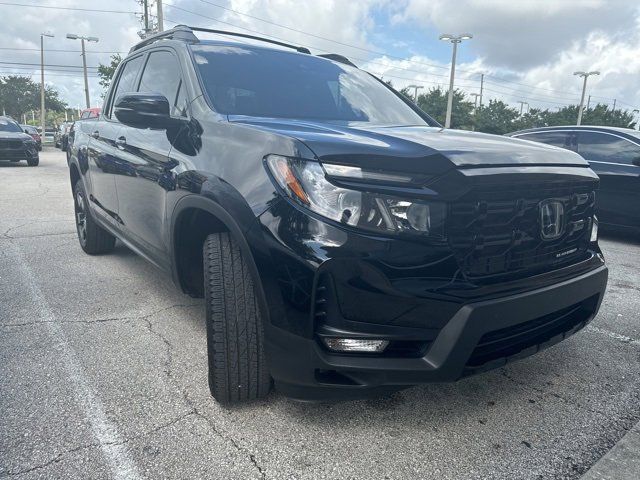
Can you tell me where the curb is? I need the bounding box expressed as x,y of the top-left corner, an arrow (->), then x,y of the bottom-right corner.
582,421 -> 640,479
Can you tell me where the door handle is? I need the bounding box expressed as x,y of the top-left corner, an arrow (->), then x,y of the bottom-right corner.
91,130 -> 100,139
115,136 -> 127,148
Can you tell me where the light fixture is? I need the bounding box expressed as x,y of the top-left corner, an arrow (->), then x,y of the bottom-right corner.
322,338 -> 389,353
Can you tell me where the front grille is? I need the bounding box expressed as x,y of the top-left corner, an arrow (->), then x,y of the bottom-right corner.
465,294 -> 598,369
0,140 -> 22,150
447,182 -> 595,282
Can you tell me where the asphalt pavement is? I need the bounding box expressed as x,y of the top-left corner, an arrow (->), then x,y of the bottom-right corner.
1,148 -> 639,480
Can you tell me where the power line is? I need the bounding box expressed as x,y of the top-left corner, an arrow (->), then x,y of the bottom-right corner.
0,47 -> 125,54
0,61 -> 99,70
0,2 -> 137,14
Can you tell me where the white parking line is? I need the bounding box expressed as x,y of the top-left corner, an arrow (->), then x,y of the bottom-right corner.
8,242 -> 142,480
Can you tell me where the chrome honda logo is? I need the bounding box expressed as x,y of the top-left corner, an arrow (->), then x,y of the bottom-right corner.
539,200 -> 565,240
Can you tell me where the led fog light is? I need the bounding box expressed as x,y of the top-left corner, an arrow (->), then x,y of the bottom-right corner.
590,216 -> 598,242
322,338 -> 389,353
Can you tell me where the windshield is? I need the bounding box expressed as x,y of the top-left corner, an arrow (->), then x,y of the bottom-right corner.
0,118 -> 23,133
191,44 -> 430,126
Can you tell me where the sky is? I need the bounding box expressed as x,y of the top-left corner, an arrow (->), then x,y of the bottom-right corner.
1,0 -> 639,117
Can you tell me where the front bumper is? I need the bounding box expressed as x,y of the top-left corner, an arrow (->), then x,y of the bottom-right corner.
266,263 -> 607,401
0,144 -> 39,161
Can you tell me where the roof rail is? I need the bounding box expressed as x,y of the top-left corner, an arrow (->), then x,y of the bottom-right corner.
188,26 -> 310,54
129,25 -> 198,53
316,53 -> 357,68
129,25 -> 312,54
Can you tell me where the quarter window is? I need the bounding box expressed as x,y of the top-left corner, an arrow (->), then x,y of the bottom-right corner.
577,132 -> 640,165
138,50 -> 186,117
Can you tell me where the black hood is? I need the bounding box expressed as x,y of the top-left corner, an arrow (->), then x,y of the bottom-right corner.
0,131 -> 32,141
230,117 -> 589,175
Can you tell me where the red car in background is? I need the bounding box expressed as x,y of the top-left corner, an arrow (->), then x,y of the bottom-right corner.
21,125 -> 42,151
66,107 -> 101,162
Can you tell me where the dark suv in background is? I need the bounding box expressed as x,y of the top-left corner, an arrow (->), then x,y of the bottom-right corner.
0,116 -> 39,166
67,26 -> 608,404
509,126 -> 640,234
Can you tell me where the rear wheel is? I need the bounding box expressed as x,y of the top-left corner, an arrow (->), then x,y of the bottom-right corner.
73,180 -> 116,254
203,232 -> 271,404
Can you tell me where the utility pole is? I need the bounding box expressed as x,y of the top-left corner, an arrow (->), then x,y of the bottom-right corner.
144,0 -> 149,35
406,84 -> 423,103
612,99 -> 616,111
157,0 -> 164,32
40,32 -> 54,139
479,73 -> 484,107
470,93 -> 480,131
67,34 -> 99,109
587,95 -> 591,110
573,70 -> 599,126
439,33 -> 473,128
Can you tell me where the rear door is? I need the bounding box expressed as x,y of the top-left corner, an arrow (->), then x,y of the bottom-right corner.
112,48 -> 189,266
576,131 -> 640,229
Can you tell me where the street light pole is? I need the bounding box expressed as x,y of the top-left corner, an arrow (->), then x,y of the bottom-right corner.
439,33 -> 473,128
67,34 -> 99,109
40,32 -> 54,139
517,101 -> 529,116
574,70 -> 599,126
406,84 -> 423,103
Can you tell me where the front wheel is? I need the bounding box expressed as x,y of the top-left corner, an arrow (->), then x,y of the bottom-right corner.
26,156 -> 39,166
203,232 -> 271,404
73,180 -> 116,254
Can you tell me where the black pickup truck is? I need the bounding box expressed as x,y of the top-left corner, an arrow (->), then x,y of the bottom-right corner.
67,26 -> 608,404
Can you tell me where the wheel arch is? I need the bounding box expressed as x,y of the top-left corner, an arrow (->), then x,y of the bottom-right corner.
170,194 -> 273,326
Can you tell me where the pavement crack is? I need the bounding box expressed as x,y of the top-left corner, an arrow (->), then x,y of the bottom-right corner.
1,303 -> 202,330
142,310 -> 266,479
0,411 -> 196,478
192,409 -> 267,480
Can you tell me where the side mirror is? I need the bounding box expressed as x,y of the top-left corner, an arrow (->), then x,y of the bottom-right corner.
114,93 -> 178,130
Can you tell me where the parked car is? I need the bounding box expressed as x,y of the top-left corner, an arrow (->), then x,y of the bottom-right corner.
54,122 -> 73,151
66,108 -> 101,163
0,116 -> 39,166
79,107 -> 101,120
21,124 -> 42,150
68,26 -> 607,404
508,126 -> 640,234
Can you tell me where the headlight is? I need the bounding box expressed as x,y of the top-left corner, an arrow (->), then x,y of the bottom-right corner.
265,155 -> 445,237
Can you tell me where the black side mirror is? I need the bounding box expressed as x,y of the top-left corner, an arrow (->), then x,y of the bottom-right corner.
114,93 -> 180,130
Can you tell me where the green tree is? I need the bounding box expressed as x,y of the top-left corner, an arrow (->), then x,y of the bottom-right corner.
0,75 -> 66,120
97,54 -> 122,96
416,87 -> 474,129
474,100 -> 521,134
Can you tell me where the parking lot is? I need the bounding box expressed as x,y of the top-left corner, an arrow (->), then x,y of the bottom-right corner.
0,148 -> 639,479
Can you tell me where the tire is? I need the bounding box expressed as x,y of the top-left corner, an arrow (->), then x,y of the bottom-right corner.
26,156 -> 39,166
73,179 -> 116,254
203,232 -> 271,404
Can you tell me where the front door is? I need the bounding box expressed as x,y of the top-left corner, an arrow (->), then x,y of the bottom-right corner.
112,49 -> 190,266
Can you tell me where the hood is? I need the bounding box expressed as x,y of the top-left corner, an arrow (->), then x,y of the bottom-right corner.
0,131 -> 32,141
229,117 -> 588,175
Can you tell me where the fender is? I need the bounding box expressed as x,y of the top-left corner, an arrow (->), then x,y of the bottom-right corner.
169,192 -> 286,329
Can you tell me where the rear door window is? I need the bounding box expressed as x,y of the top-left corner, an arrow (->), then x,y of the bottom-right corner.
577,132 -> 640,165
